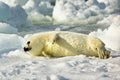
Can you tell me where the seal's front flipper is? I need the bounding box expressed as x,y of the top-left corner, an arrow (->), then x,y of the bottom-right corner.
42,51 -> 51,59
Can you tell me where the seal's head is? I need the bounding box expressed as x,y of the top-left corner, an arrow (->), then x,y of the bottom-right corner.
24,41 -> 32,52
23,35 -> 45,56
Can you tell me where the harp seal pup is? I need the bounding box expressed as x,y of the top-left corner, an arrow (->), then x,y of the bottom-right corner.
23,31 -> 110,59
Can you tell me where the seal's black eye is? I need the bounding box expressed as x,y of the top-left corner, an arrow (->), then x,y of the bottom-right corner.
27,41 -> 30,45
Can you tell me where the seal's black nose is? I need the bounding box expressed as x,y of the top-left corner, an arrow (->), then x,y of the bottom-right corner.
24,47 -> 28,52
24,47 -> 31,52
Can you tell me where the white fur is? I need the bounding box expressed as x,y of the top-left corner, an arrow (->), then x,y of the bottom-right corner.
24,31 -> 110,59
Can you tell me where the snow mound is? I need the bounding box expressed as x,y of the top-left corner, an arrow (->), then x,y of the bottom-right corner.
0,0 -> 28,6
53,0 -> 104,24
0,34 -> 23,54
89,15 -> 120,51
53,0 -> 120,25
0,1 -> 27,27
23,0 -> 54,24
0,0 -> 56,24
97,14 -> 117,26
98,0 -> 120,13
0,1 -> 11,22
8,5 -> 27,27
0,0 -> 119,25
0,23 -> 18,34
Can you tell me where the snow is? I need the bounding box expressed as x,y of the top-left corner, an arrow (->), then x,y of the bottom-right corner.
53,0 -> 104,24
0,1 -> 11,22
0,23 -> 18,34
89,15 -> 120,51
0,0 -> 120,80
0,0 -> 28,6
0,1 -> 27,27
0,0 -> 55,24
53,0 -> 120,25
0,34 -> 23,54
0,51 -> 120,80
23,0 -> 54,24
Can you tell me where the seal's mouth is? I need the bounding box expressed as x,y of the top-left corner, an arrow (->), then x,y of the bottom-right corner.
23,47 -> 32,52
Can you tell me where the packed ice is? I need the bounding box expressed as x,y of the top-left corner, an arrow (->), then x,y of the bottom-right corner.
0,0 -> 120,80
0,1 -> 27,27
90,15 -> 120,52
53,0 -> 120,25
0,23 -> 18,34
